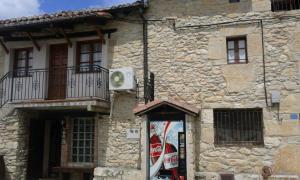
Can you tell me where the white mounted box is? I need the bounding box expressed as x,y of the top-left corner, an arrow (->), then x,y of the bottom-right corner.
126,129 -> 140,139
109,67 -> 136,91
270,90 -> 281,104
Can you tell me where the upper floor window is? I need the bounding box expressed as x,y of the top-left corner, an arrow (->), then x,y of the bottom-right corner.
214,109 -> 264,146
227,36 -> 247,64
77,40 -> 102,72
229,0 -> 240,3
271,0 -> 300,11
14,48 -> 33,77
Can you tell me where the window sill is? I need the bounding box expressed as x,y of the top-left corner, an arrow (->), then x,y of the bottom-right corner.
214,142 -> 264,148
52,165 -> 95,173
227,61 -> 248,65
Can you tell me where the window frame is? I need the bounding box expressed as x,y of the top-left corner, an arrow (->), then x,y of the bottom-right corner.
213,108 -> 264,146
69,117 -> 96,166
226,36 -> 248,64
76,40 -> 103,73
13,47 -> 33,77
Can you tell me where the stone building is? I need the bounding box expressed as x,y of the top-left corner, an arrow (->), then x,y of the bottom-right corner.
0,0 -> 299,180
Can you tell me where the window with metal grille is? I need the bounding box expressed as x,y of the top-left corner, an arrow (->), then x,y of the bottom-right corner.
221,174 -> 235,180
226,36 -> 248,64
271,0 -> 300,11
14,48 -> 33,77
71,118 -> 95,163
214,109 -> 264,145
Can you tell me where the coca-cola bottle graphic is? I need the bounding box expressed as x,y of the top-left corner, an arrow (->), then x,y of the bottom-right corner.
150,124 -> 162,165
164,141 -> 179,180
150,122 -> 185,180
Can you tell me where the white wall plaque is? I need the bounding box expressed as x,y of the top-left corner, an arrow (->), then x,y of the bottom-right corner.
126,129 -> 140,139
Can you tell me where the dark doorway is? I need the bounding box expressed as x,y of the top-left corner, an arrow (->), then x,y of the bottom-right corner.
26,118 -> 63,180
26,119 -> 45,180
48,119 -> 62,177
48,44 -> 68,100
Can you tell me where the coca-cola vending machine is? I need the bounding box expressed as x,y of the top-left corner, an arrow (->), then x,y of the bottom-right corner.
149,120 -> 186,180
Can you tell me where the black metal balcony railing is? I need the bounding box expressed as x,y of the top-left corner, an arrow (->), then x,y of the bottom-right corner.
0,65 -> 109,108
271,0 -> 300,11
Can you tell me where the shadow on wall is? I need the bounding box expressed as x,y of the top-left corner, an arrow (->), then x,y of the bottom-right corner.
0,156 -> 4,180
0,155 -> 12,180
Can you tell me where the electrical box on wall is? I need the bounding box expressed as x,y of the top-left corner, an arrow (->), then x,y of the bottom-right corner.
270,90 -> 281,104
290,113 -> 300,120
126,129 -> 140,139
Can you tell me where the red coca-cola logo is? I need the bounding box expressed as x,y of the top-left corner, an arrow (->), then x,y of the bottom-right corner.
150,143 -> 162,157
164,154 -> 178,164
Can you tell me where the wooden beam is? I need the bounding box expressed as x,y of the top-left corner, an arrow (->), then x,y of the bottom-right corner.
0,39 -> 9,54
26,32 -> 40,51
3,29 -> 117,42
95,28 -> 106,44
87,105 -> 110,113
61,29 -> 72,48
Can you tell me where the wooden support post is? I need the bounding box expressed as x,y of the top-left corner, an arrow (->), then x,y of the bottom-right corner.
61,29 -> 72,48
95,28 -> 106,44
0,39 -> 9,54
26,32 -> 40,51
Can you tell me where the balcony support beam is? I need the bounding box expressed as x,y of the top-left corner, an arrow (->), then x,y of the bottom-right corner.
0,39 -> 9,54
3,29 -> 117,41
26,32 -> 40,51
60,29 -> 72,48
87,105 -> 110,113
95,28 -> 106,44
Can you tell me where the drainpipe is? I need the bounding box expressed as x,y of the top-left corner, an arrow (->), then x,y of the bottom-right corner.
260,19 -> 269,107
140,5 -> 148,104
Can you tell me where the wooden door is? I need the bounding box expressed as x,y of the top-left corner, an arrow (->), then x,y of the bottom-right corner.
48,44 -> 68,100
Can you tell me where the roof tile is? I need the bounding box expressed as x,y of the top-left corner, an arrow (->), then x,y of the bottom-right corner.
0,1 -> 143,27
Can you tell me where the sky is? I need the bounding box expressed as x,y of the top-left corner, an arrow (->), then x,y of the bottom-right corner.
0,0 -> 136,19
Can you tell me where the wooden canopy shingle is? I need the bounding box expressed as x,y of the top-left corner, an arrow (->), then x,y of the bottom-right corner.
133,99 -> 200,117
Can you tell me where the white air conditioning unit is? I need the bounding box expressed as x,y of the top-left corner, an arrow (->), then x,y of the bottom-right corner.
109,67 -> 136,91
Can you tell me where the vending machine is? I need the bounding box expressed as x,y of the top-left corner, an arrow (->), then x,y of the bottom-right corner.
149,120 -> 186,180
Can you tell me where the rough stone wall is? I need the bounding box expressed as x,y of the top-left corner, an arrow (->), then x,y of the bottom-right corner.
94,1 -> 300,179
105,17 -> 144,97
0,110 -> 29,180
146,0 -> 252,17
143,0 -> 300,179
97,93 -> 142,168
94,16 -> 144,169
1,0 -> 300,180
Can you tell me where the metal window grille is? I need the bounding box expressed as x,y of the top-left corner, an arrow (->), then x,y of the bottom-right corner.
271,0 -> 300,11
213,109 -> 264,146
71,118 -> 95,163
229,0 -> 240,3
221,174 -> 235,180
